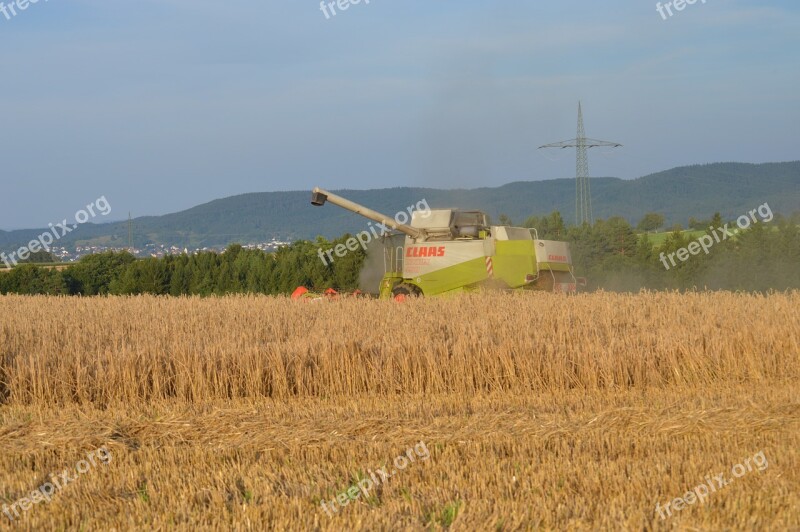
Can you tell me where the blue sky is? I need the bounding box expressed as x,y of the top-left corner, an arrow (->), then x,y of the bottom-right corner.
1,0 -> 798,228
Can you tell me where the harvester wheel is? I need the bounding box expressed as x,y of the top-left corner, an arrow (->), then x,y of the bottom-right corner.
392,283 -> 422,300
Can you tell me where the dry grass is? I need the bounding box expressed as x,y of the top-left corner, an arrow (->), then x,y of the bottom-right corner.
1,291 -> 798,404
0,292 -> 798,530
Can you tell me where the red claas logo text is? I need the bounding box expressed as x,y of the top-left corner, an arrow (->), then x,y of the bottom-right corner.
407,246 -> 446,258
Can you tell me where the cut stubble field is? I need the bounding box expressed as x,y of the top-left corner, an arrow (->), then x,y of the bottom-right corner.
0,292 -> 798,530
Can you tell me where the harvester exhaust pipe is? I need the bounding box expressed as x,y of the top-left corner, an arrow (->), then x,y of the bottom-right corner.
311,190 -> 328,206
310,187 -> 426,240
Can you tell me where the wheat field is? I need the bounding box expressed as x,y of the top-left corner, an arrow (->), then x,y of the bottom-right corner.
0,292 -> 798,530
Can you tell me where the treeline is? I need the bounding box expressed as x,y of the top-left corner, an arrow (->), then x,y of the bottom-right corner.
524,211 -> 800,291
1,212 -> 799,296
0,236 -> 364,296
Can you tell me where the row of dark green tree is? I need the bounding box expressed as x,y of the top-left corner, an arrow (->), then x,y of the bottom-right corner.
522,211 -> 800,292
0,234 -> 365,296
1,212 -> 798,296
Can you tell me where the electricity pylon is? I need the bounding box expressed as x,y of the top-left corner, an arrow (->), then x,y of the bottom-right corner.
539,102 -> 622,225
128,212 -> 133,252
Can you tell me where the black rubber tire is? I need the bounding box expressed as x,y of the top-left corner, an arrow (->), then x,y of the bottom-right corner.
391,283 -> 422,298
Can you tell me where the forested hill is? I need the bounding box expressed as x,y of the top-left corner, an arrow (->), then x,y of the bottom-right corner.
1,161 -> 798,250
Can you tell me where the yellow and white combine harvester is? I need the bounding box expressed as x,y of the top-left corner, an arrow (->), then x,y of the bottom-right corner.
308,187 -> 582,299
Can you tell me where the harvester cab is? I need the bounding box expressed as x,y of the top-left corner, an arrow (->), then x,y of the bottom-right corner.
311,187 -> 580,298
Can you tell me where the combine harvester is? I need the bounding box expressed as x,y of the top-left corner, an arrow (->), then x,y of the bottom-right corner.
298,187 -> 582,300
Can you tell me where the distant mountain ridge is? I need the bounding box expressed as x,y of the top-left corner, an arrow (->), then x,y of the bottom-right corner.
1,162 -> 798,251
